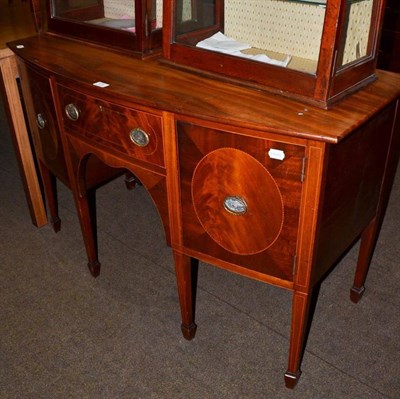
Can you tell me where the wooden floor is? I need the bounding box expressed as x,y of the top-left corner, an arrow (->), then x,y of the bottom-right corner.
0,0 -> 36,48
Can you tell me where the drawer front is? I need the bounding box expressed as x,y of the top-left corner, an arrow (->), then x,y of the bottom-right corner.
58,86 -> 165,167
177,122 -> 305,282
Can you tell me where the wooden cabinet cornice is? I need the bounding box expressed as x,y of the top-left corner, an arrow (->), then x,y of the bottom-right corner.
8,34 -> 400,389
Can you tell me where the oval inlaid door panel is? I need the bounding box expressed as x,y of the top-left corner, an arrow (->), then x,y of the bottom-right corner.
192,148 -> 284,255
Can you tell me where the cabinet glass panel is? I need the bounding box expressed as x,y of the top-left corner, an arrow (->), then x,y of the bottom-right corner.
52,0 -> 163,32
337,0 -> 376,68
174,0 -> 327,75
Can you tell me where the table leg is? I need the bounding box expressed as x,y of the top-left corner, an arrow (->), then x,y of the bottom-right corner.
350,218 -> 378,303
0,49 -> 47,227
173,251 -> 198,340
74,187 -> 100,277
285,290 -> 312,388
37,160 -> 61,232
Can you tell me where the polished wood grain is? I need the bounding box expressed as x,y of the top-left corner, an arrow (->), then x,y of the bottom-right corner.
8,33 -> 400,390
352,97 -> 400,302
52,87 -> 171,275
191,148 -> 284,254
58,85 -> 165,168
20,63 -> 68,182
173,251 -> 198,340
313,103 -> 396,284
18,62 -> 66,230
177,121 -> 304,283
8,35 -> 400,143
18,60 -> 127,268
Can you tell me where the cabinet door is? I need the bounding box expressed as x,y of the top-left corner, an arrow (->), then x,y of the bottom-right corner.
21,63 -> 69,183
177,121 -> 305,282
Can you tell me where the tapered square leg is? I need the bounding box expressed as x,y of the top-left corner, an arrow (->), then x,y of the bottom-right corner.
124,171 -> 140,190
285,290 -> 313,388
284,370 -> 302,389
38,161 -> 61,233
74,188 -> 100,278
173,251 -> 198,340
350,218 -> 378,303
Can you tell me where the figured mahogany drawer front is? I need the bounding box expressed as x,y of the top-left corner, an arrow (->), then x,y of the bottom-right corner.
177,122 -> 306,282
58,86 -> 164,167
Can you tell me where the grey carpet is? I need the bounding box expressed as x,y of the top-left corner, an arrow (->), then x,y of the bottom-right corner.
1,95 -> 399,398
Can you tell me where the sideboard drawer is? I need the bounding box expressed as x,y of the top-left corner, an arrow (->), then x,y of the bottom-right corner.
58,86 -> 165,167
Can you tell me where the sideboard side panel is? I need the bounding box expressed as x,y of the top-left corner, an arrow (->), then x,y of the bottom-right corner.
313,102 -> 397,283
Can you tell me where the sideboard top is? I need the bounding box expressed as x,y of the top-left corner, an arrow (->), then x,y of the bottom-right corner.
8,35 -> 400,144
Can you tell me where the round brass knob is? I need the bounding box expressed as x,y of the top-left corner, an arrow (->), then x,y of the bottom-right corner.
36,113 -> 47,129
65,103 -> 80,121
129,128 -> 149,147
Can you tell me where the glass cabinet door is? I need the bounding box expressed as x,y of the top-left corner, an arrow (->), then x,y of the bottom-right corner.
47,0 -> 163,54
175,0 -> 218,35
337,0 -> 376,68
52,0 -> 163,32
165,0 -> 385,107
173,0 -> 327,75
52,0 -> 102,16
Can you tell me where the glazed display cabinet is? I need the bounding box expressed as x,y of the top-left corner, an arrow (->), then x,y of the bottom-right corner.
31,0 -> 163,55
163,0 -> 387,107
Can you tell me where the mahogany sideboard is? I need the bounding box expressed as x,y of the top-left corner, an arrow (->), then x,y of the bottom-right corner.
8,34 -> 400,388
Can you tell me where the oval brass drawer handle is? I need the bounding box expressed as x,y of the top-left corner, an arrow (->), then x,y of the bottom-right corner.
223,196 -> 248,215
65,103 -> 80,121
129,128 -> 150,147
36,113 -> 47,129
